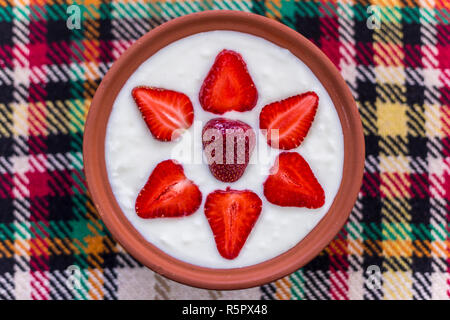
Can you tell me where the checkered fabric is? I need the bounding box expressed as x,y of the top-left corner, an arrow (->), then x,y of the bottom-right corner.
0,0 -> 448,300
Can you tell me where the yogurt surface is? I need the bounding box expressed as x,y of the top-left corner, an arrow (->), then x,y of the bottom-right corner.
105,31 -> 344,268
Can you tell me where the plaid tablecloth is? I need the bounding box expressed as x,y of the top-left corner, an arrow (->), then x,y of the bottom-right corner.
0,0 -> 449,300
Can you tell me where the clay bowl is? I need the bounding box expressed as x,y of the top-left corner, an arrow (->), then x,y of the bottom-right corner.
83,10 -> 364,290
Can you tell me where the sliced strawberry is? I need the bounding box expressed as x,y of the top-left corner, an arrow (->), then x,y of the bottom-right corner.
259,91 -> 319,150
199,49 -> 258,114
202,118 -> 255,182
135,160 -> 202,218
132,87 -> 194,141
263,152 -> 324,208
204,188 -> 262,259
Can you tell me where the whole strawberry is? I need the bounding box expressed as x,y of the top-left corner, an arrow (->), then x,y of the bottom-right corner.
202,118 -> 256,183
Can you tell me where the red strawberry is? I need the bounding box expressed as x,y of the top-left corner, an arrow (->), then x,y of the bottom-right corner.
202,118 -> 255,182
132,87 -> 194,141
199,49 -> 258,114
263,152 -> 325,208
259,91 -> 319,150
204,187 -> 262,259
135,160 -> 202,218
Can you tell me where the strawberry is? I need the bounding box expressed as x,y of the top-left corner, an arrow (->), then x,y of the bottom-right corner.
199,49 -> 258,115
135,160 -> 202,218
132,87 -> 194,141
259,91 -> 319,150
204,187 -> 262,259
263,152 -> 325,208
202,118 -> 255,182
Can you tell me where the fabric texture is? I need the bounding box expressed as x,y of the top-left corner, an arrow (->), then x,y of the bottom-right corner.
0,0 -> 449,300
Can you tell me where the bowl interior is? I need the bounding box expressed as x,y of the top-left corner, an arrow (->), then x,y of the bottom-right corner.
83,11 -> 364,290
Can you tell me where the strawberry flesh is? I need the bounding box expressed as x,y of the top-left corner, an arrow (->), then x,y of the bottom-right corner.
202,118 -> 255,182
263,152 -> 325,208
259,91 -> 319,150
135,160 -> 202,218
132,87 -> 194,141
199,49 -> 258,115
204,187 -> 262,259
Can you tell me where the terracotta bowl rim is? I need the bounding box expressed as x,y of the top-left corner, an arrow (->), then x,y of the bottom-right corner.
83,10 -> 365,290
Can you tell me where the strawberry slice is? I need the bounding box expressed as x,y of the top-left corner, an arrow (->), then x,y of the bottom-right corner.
199,49 -> 258,114
132,87 -> 194,141
135,160 -> 202,218
204,188 -> 262,259
259,91 -> 319,150
263,152 -> 324,208
202,118 -> 256,183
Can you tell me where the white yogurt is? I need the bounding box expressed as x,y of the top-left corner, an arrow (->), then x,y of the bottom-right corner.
105,31 -> 344,268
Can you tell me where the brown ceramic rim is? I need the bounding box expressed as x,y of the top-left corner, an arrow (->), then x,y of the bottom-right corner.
83,10 -> 364,290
